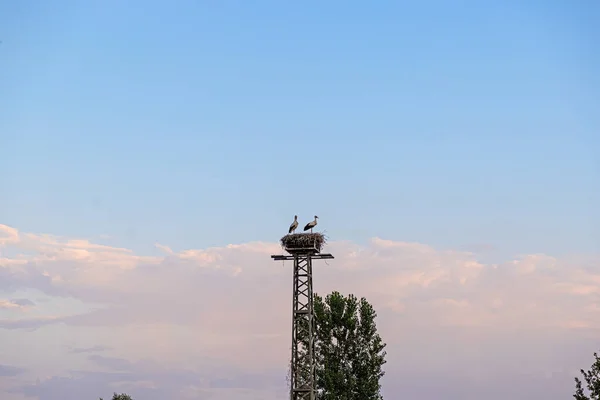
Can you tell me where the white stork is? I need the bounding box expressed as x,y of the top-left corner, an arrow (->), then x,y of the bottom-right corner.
289,215 -> 298,234
303,216 -> 318,233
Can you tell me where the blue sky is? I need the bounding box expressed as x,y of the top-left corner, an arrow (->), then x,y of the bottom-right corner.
1,1 -> 598,257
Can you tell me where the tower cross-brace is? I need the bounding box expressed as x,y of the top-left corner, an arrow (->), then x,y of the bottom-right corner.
272,248 -> 334,400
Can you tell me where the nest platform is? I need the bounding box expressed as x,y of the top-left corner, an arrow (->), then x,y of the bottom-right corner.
280,233 -> 326,255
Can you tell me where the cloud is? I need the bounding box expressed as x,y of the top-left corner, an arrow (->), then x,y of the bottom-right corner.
0,223 -> 599,399
88,355 -> 135,371
0,300 -> 27,310
0,365 -> 26,377
68,345 -> 112,354
9,299 -> 35,307
0,316 -> 64,330
154,243 -> 173,255
0,225 -> 20,246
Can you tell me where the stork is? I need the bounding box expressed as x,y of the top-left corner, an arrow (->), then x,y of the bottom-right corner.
289,215 -> 299,234
303,215 -> 318,233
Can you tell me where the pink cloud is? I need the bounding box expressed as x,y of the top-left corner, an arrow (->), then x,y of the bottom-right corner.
0,223 -> 599,399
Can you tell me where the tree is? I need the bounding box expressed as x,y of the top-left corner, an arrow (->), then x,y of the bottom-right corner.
99,393 -> 133,400
574,351 -> 600,400
311,291 -> 387,400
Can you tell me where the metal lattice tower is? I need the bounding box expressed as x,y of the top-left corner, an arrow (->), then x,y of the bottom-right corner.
272,245 -> 334,400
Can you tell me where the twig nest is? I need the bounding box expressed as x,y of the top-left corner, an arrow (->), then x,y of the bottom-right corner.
280,233 -> 326,253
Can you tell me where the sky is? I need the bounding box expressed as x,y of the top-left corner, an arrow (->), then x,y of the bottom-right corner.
0,1 -> 599,399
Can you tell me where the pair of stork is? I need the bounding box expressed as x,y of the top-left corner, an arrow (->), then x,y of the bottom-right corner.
288,215 -> 318,234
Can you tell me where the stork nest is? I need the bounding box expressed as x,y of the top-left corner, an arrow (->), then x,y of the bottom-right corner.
280,233 -> 326,253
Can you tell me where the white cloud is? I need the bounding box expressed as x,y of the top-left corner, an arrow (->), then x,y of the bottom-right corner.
0,223 -> 599,399
0,225 -> 20,246
0,300 -> 25,310
154,243 -> 173,255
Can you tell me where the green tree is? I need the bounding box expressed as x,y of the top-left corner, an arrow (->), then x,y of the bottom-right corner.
99,393 -> 133,400
574,351 -> 600,400
311,291 -> 387,400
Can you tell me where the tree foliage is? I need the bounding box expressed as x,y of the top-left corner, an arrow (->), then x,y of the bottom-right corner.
99,393 -> 133,400
575,351 -> 600,400
312,291 -> 387,400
